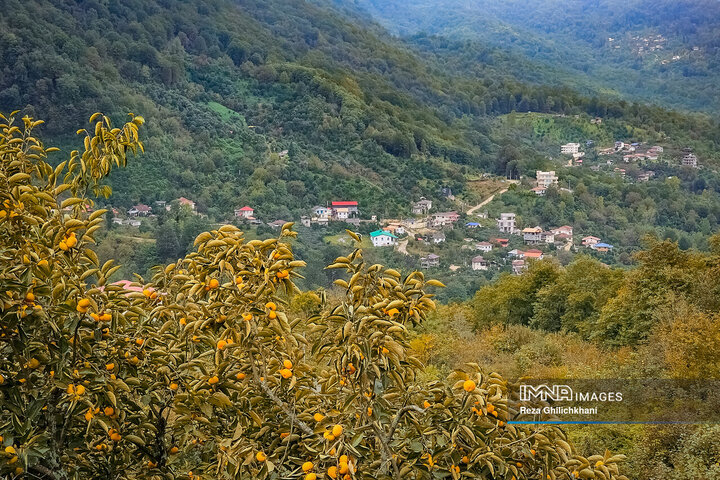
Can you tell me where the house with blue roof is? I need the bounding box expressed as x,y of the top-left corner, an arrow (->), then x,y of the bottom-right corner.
591,242 -> 613,252
370,230 -> 398,247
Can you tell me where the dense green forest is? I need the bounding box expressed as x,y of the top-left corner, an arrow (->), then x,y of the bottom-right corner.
344,0 -> 720,113
1,0 -> 719,222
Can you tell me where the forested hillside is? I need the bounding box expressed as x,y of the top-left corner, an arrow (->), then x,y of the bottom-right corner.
345,0 -> 720,113
1,0 -> 718,222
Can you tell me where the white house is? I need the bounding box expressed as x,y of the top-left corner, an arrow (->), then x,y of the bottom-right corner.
471,255 -> 489,271
128,204 -> 151,217
331,201 -> 359,220
507,249 -> 525,258
312,205 -> 331,219
582,236 -> 601,247
551,226 -> 573,237
476,241 -> 493,253
561,143 -> 580,155
370,230 -> 398,247
497,213 -> 516,233
412,197 -> 433,215
235,206 -> 255,219
431,211 -> 460,228
536,171 -> 558,189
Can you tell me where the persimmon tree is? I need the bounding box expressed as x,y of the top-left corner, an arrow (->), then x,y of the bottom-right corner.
0,111 -> 628,480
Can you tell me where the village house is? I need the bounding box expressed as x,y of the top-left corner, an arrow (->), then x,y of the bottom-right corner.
582,236 -> 601,247
524,249 -> 544,260
523,227 -> 555,245
431,231 -> 446,244
522,227 -> 542,244
312,205 -> 331,219
497,213 -> 516,234
591,242 -> 614,253
476,241 -> 493,253
536,171 -> 558,189
177,197 -> 196,211
412,197 -> 433,215
507,249 -> 525,258
598,148 -> 614,156
370,230 -> 398,247
554,233 -> 572,243
614,141 -> 625,151
465,222 -> 480,229
682,153 -> 698,168
512,259 -> 527,275
235,206 -> 255,219
471,255 -> 489,271
331,201 -> 359,220
561,143 -> 580,155
267,220 -> 287,229
637,171 -> 654,182
531,186 -> 547,196
421,254 -> 440,269
115,218 -> 141,227
492,238 -> 510,248
128,204 -> 152,217
384,224 -> 406,235
431,211 -> 460,228
648,146 -> 663,154
551,226 -> 573,237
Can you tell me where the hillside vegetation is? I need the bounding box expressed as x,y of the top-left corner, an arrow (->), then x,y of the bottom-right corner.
347,0 -> 720,113
1,0 -> 718,223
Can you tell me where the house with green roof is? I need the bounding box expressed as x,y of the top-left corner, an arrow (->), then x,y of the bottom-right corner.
370,230 -> 398,247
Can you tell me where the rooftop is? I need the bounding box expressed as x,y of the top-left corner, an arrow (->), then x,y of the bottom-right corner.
370,230 -> 398,238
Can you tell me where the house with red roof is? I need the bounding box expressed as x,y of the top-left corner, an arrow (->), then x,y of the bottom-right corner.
582,235 -> 601,247
551,226 -> 573,237
431,211 -> 460,228
235,206 -> 255,219
524,249 -> 544,259
492,238 -> 510,248
128,204 -> 151,217
177,197 -> 196,211
331,201 -> 359,220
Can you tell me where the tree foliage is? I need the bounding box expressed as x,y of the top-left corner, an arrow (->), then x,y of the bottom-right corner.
0,113 -> 627,479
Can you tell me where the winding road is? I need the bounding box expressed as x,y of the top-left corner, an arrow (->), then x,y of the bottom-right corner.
466,187 -> 509,215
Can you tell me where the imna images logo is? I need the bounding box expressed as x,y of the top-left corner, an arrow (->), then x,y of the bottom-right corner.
519,384 -> 573,402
